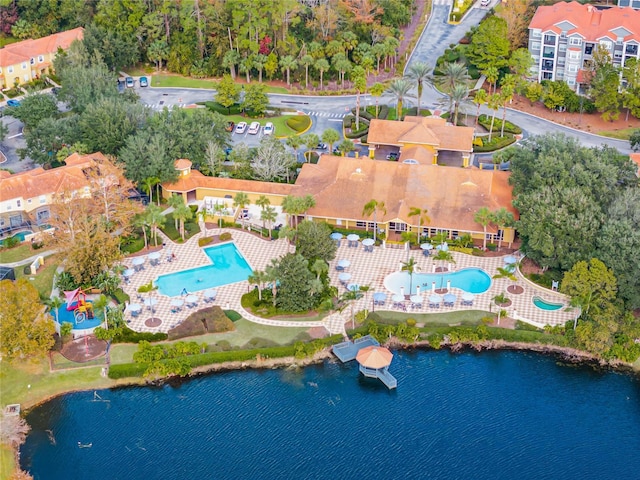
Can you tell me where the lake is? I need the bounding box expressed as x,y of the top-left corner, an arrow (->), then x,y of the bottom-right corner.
21,350 -> 640,480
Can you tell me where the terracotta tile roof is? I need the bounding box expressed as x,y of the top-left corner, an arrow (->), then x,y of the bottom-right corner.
0,27 -> 84,68
368,117 -> 474,152
398,145 -> 435,165
174,159 -> 192,170
529,2 -> 640,43
295,156 -> 516,233
162,169 -> 297,197
0,152 -> 106,202
630,153 -> 640,173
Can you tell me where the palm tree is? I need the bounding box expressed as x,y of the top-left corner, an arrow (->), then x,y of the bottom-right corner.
449,84 -> 470,125
261,206 -> 277,238
248,270 -> 269,301
370,82 -> 385,118
279,55 -> 297,86
265,260 -> 280,307
254,53 -> 267,83
492,207 -> 515,249
286,135 -> 303,163
487,93 -> 501,142
141,176 -> 160,206
233,192 -> 250,227
401,257 -> 418,294
133,213 -> 149,250
493,264 -> 518,294
173,202 -> 192,241
93,294 -> 110,328
302,134 -> 320,162
407,62 -> 432,115
311,259 -> 328,280
301,54 -> 314,88
433,249 -> 455,274
339,289 -> 363,329
483,66 -> 499,94
409,207 -> 431,244
167,195 -> 184,230
473,88 -> 487,129
352,65 -> 366,130
322,129 -> 340,152
279,225 -> 297,253
386,78 -> 415,120
300,195 -> 316,220
315,58 -> 330,90
46,296 -> 64,326
362,199 -> 387,242
359,284 -> 372,314
474,207 -> 494,250
499,76 -> 516,138
146,203 -> 165,247
197,208 -> 208,236
437,62 -> 470,91
281,195 -> 301,228
213,202 -> 225,235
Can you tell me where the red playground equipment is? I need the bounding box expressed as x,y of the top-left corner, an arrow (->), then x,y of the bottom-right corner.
64,288 -> 95,322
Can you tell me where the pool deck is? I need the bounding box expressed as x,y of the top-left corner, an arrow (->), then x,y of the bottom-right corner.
121,229 -> 574,335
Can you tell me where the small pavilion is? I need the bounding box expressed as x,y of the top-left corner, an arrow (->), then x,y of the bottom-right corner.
355,345 -> 397,389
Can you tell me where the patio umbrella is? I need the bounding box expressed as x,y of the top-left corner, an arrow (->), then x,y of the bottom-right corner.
132,257 -> 145,266
428,294 -> 442,304
170,298 -> 184,308
128,303 -> 142,313
148,252 -> 161,260
462,293 -> 475,302
410,295 -> 422,304
337,259 -> 351,268
444,293 -> 457,304
392,294 -> 404,303
330,232 -> 343,240
143,298 -> 158,308
338,272 -> 352,282
356,346 -> 393,369
504,255 -> 517,264
346,234 -> 360,242
347,283 -> 360,292
373,292 -> 387,302
122,269 -> 134,278
420,243 -> 433,250
185,294 -> 198,305
362,238 -> 375,247
203,289 -> 217,299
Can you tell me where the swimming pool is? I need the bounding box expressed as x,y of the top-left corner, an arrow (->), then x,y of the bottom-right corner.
50,302 -> 103,330
0,230 -> 33,245
384,268 -> 492,295
155,243 -> 253,297
532,296 -> 564,311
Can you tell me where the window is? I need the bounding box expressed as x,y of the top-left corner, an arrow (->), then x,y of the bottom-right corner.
559,44 -> 567,52
356,221 -> 376,229
568,79 -> 575,86
568,65 -> 578,73
542,71 -> 553,80
599,40 -> 612,50
531,42 -> 541,50
8,66 -> 13,73
569,51 -> 580,60
27,199 -> 32,204
16,200 -> 21,208
30,58 -> 35,65
39,195 -> 46,204
569,37 -> 582,46
542,46 -> 555,58
22,62 -> 27,69
389,222 -> 406,232
38,55 -> 44,63
531,30 -> 542,38
544,34 -> 556,45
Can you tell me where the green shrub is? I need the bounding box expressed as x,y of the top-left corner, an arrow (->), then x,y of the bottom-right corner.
351,107 -> 374,120
198,236 -> 214,247
113,288 -> 129,305
219,232 -> 232,241
406,318 -> 417,327
3,236 -> 20,249
108,363 -> 148,379
345,129 -> 368,139
378,105 -> 390,119
342,115 -> 354,129
473,134 -> 517,152
515,321 -> 542,332
112,326 -> 167,343
286,115 -> 311,132
449,246 -> 474,255
487,243 -> 497,251
477,115 -> 522,134
243,337 -> 279,349
198,101 -> 242,115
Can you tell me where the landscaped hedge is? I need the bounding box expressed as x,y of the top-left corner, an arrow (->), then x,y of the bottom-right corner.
112,327 -> 168,344
351,107 -> 374,121
108,362 -> 148,379
473,134 -> 517,152
168,306 -> 235,340
223,310 -> 243,322
286,115 -> 311,132
478,115 -> 522,134
198,101 -> 243,115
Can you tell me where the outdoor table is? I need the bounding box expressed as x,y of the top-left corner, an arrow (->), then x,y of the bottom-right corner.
373,292 -> 387,305
504,255 -> 517,265
132,257 -> 145,271
428,294 -> 442,308
347,283 -> 360,292
443,293 -> 457,307
203,289 -> 217,302
185,294 -> 199,307
410,295 -> 423,304
123,269 -> 134,279
128,303 -> 142,316
436,242 -> 449,252
148,251 -> 161,266
338,272 -> 352,284
170,298 -> 184,311
362,238 -> 375,252
461,292 -> 475,306
346,234 -> 360,248
330,232 -> 343,246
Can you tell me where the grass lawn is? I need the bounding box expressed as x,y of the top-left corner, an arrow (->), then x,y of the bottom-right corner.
373,309 -> 488,326
225,114 -> 303,138
1,445 -> 14,480
14,255 -> 59,298
124,66 -> 155,76
597,127 -> 637,140
0,244 -> 42,264
151,75 -> 288,93
0,36 -> 20,48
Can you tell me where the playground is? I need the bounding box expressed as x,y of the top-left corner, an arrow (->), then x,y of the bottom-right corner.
59,336 -> 108,363
50,289 -> 104,335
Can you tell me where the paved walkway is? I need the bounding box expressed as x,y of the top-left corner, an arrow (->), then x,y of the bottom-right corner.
120,229 -> 573,337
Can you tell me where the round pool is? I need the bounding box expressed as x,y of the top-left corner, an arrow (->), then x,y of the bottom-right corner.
384,268 -> 491,295
532,296 -> 564,311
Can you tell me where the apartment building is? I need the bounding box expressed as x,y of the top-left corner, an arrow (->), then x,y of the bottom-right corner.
618,0 -> 640,10
528,2 -> 640,91
0,27 -> 83,89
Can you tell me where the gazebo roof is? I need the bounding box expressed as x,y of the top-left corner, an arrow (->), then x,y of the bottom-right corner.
356,346 -> 393,369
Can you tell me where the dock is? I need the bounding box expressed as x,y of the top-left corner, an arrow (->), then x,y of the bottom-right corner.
332,335 -> 380,362
332,335 -> 397,389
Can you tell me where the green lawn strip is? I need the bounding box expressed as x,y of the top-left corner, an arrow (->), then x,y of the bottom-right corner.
0,358 -> 120,409
224,114 -> 301,138
1,445 -> 14,480
0,244 -> 39,264
596,127 -> 636,140
124,66 -> 155,76
14,255 -> 59,298
372,309 -> 488,326
150,75 -> 288,93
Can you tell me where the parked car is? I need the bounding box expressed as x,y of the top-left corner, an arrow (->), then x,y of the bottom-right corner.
125,77 -> 134,88
139,76 -> 148,87
225,121 -> 235,132
480,0 -> 490,5
316,143 -> 328,150
263,122 -> 274,135
386,152 -> 400,161
6,99 -> 21,107
248,121 -> 261,134
235,121 -> 248,134
51,87 -> 61,96
332,147 -> 341,155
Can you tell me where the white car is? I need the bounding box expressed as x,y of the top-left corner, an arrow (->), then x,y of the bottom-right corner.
248,121 -> 261,134
235,122 -> 248,134
480,0 -> 490,5
263,122 -> 274,136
